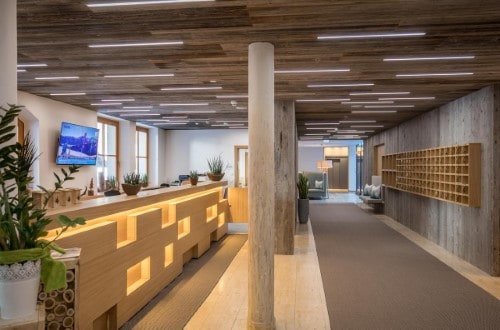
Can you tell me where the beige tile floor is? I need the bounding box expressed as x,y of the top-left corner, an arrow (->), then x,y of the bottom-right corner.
186,193 -> 499,330
185,221 -> 330,330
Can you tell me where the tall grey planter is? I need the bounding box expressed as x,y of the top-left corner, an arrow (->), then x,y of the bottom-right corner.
297,198 -> 309,224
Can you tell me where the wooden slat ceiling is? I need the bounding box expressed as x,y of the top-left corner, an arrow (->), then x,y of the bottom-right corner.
16,0 -> 500,139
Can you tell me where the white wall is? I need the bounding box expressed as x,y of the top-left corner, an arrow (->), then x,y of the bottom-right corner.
18,91 -> 97,189
298,140 -> 362,191
163,129 -> 248,186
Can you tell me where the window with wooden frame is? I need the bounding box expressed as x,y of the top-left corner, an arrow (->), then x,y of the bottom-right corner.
97,118 -> 119,192
135,126 -> 148,180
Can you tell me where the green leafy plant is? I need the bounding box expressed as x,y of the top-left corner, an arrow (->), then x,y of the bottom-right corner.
140,173 -> 148,187
108,175 -> 117,189
207,154 -> 227,175
0,104 -> 86,291
297,173 -> 309,199
123,172 -> 141,185
189,170 -> 199,179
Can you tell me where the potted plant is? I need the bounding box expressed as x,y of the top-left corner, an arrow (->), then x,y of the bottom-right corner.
122,172 -> 142,195
140,173 -> 148,188
189,170 -> 199,186
297,173 -> 310,224
206,154 -> 227,181
0,104 -> 86,319
104,175 -> 120,196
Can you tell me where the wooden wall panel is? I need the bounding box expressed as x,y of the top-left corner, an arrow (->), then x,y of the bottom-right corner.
365,85 -> 500,275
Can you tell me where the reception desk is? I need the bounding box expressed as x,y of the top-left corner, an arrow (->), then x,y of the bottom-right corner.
45,181 -> 228,329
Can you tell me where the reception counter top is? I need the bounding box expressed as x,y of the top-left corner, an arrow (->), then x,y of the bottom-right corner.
43,181 -> 228,329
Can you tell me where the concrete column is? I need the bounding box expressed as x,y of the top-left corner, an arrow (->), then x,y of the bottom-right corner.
0,0 -> 17,105
274,100 -> 296,255
248,42 -> 275,330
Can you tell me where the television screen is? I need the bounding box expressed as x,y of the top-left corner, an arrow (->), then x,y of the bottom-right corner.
56,122 -> 99,165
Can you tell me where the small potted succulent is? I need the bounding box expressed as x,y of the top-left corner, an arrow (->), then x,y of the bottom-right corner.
122,172 -> 142,196
104,175 -> 120,196
206,154 -> 227,181
297,173 -> 310,224
140,173 -> 148,188
189,170 -> 199,186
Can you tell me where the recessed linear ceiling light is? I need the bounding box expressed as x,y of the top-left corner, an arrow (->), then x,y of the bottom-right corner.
215,120 -> 248,123
160,103 -> 209,106
91,102 -> 122,106
120,113 -> 161,117
351,125 -> 384,128
87,0 -> 214,8
341,101 -> 394,105
236,106 -> 247,110
161,86 -> 222,91
162,116 -> 188,119
308,83 -> 374,88
378,97 -> 435,101
35,76 -> 79,80
305,122 -> 339,126
103,109 -> 150,113
229,126 -> 247,129
172,110 -> 216,114
305,133 -> 329,136
17,63 -> 47,67
384,55 -> 475,61
124,106 -> 153,109
296,98 -> 350,102
352,110 -> 397,114
339,120 -> 376,123
216,94 -> 248,99
17,69 -> 26,73
50,92 -> 86,96
275,68 -> 350,74
396,72 -> 474,77
104,73 -> 174,78
152,122 -> 188,126
89,41 -> 183,48
306,127 -> 338,130
144,119 -> 171,122
101,98 -> 135,102
350,91 -> 410,96
318,32 -> 425,40
364,105 -> 414,108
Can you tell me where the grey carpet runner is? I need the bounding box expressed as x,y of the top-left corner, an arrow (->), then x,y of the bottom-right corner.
310,203 -> 500,329
120,234 -> 247,330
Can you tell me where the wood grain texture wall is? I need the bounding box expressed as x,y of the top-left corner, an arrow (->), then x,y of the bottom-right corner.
364,85 -> 500,275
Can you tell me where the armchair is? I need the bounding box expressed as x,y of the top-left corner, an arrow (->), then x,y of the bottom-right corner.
303,171 -> 328,199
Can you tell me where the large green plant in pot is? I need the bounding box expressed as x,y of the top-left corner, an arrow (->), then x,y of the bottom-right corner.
0,104 -> 86,319
297,173 -> 310,224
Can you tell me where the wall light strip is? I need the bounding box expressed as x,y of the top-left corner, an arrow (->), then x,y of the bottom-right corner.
296,98 -> 350,102
161,86 -> 221,91
396,73 -> 474,77
318,32 -> 425,40
87,0 -> 214,8
350,92 -> 410,96
89,41 -> 183,48
50,92 -> 86,96
160,103 -> 209,106
104,73 -> 174,78
275,68 -> 350,74
35,76 -> 80,80
379,97 -> 435,101
308,83 -> 374,88
384,55 -> 475,61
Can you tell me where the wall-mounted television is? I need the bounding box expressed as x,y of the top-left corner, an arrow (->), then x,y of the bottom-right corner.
56,122 -> 99,165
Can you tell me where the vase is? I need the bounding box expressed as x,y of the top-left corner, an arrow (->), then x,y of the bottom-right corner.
207,173 -> 224,181
0,259 -> 41,319
297,198 -> 309,224
121,183 -> 141,196
189,177 -> 198,185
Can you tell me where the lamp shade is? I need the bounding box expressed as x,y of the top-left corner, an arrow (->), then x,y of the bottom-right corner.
316,160 -> 332,169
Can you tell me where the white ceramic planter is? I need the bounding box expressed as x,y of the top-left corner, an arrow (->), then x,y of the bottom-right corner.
0,260 -> 40,319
